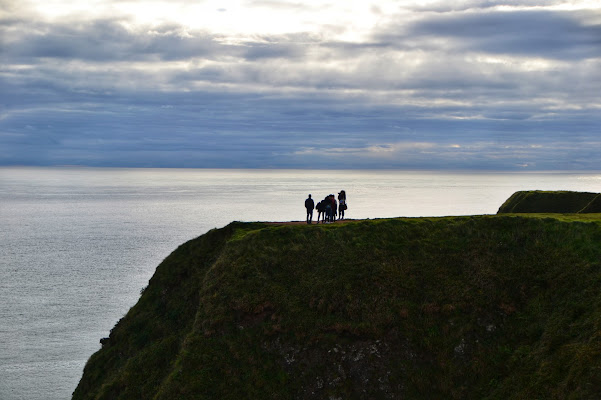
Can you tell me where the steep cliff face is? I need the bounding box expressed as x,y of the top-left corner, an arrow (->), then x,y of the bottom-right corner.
74,216 -> 601,399
497,190 -> 601,213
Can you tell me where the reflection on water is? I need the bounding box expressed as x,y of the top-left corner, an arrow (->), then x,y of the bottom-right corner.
1,167 -> 600,400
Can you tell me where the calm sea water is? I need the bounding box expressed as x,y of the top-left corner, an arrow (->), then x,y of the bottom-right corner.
1,167 -> 600,399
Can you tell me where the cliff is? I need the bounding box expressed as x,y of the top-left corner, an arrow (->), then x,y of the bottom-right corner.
497,190 -> 601,214
74,216 -> 601,399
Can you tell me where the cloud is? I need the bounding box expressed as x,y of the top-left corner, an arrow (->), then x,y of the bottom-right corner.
1,18 -> 225,62
1,1 -> 600,170
289,136 -> 601,170
378,8 -> 601,60
403,0 -> 569,13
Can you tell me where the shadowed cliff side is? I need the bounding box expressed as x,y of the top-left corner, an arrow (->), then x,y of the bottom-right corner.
74,216 -> 601,399
497,190 -> 601,213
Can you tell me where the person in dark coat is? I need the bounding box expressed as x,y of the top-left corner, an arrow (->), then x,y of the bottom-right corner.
324,196 -> 332,223
332,195 -> 338,222
305,194 -> 315,224
327,194 -> 337,222
338,190 -> 347,220
316,200 -> 325,223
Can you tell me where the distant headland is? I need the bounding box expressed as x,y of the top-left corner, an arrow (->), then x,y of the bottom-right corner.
498,190 -> 601,214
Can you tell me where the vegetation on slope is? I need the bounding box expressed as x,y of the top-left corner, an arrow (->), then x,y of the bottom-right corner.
498,190 -> 601,214
74,215 -> 601,399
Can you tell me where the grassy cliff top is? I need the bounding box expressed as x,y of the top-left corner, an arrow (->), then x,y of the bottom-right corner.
74,214 -> 601,399
498,190 -> 601,214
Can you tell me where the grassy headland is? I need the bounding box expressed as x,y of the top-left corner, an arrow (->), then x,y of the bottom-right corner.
74,212 -> 601,399
498,190 -> 601,214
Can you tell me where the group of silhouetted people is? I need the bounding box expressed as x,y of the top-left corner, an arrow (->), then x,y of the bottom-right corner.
304,190 -> 347,224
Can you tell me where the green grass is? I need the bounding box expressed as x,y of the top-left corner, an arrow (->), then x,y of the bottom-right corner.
74,214 -> 601,399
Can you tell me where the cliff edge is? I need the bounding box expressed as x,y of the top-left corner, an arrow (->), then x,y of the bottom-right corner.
74,216 -> 601,399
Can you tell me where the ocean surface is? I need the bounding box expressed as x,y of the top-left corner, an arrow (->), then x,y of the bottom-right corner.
1,167 -> 600,399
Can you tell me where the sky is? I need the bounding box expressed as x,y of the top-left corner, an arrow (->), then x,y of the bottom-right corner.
1,0 -> 600,170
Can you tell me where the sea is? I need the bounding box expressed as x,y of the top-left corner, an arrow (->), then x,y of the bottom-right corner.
1,167 -> 600,400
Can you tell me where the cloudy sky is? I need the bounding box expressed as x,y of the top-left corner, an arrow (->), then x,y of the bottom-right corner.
1,0 -> 600,170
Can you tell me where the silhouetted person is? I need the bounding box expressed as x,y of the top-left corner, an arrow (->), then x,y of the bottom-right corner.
324,196 -> 332,223
316,200 -> 325,223
332,196 -> 338,222
305,194 -> 315,224
328,194 -> 337,222
338,190 -> 347,219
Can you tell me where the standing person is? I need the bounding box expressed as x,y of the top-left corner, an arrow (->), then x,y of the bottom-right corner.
329,194 -> 337,222
305,194 -> 315,224
338,190 -> 347,220
324,196 -> 332,223
333,199 -> 338,222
